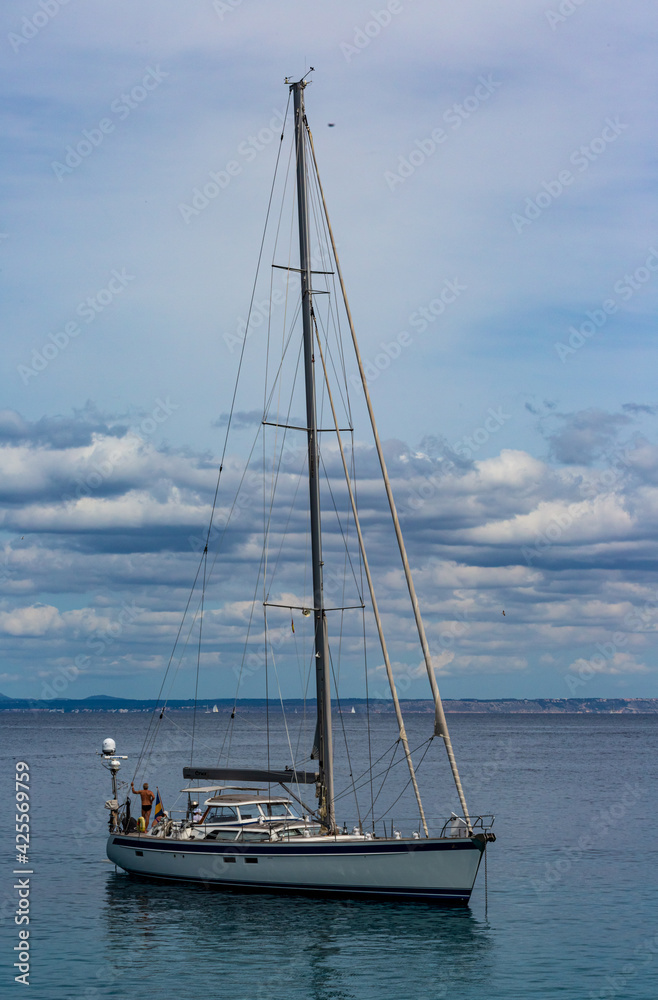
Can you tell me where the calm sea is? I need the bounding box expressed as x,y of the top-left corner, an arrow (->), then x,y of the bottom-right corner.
1,710 -> 656,999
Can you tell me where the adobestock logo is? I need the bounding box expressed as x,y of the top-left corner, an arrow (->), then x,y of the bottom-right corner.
545,0 -> 587,31
511,118 -> 627,234
8,0 -> 72,54
340,1 -> 412,62
555,248 -> 658,363
384,76 -> 502,191
17,269 -> 135,385
51,67 -> 169,182
178,109 -> 287,225
349,279 -> 467,392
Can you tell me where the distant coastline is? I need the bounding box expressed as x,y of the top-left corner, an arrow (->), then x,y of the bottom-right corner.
1,694 -> 657,714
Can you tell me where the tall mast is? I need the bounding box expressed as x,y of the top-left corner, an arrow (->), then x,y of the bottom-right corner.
291,78 -> 335,833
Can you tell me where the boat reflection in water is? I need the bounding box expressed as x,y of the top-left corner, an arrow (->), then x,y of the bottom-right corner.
101,873 -> 493,999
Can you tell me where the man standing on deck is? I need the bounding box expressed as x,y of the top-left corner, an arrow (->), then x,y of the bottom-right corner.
131,781 -> 155,829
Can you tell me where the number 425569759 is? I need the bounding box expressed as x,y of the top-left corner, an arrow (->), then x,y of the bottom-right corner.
16,762 -> 30,845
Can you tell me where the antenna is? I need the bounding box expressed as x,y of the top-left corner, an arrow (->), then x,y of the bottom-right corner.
285,67 -> 314,86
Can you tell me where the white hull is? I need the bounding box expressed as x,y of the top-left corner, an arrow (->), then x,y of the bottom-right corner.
107,832 -> 485,904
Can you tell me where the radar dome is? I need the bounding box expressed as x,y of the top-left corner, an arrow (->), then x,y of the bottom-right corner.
102,738 -> 116,756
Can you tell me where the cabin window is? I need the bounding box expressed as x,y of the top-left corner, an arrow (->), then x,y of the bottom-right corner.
273,827 -> 303,839
239,829 -> 271,842
264,803 -> 291,818
223,856 -> 236,863
205,806 -> 239,823
245,857 -> 259,864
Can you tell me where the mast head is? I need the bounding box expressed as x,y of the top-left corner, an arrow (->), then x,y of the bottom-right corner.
285,68 -> 314,91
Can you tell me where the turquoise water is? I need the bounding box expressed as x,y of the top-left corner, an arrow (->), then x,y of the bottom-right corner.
1,712 -> 656,999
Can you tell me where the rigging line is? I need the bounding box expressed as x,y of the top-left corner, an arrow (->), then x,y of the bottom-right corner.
264,251 -> 274,418
218,541 -> 268,766
373,736 -> 435,825
139,599 -> 212,779
270,121 -> 297,282
262,298 -> 304,590
304,191 -> 350,422
159,709 -> 221,756
294,623 -> 315,763
318,450 -> 364,604
151,452 -> 260,760
263,134 -> 297,452
306,122 -> 471,829
334,736 -> 434,803
262,378 -> 267,613
269,144 -> 300,425
192,100 -> 292,722
190,545 -> 208,766
213,88 -> 291,490
135,579 -> 207,771
362,606 -> 374,829
335,596 -> 345,690
265,605 -> 271,793
268,639 -> 301,798
351,432 -> 365,596
310,333 -> 362,609
265,119 -> 296,411
342,736 -> 435,808
203,416 -> 263,587
279,783 -> 323,826
132,551 -> 206,780
312,306 -> 353,440
262,300 -> 302,445
218,709 -> 268,731
327,643 -> 363,829
305,142 -> 353,425
292,641 -> 309,762
139,111 -> 291,780
142,586 -> 208,769
324,267 -> 351,425
267,142 -> 297,374
264,448 -> 306,599
216,446 -> 278,767
264,266 -> 289,551
333,736 -> 401,801
262,341 -> 306,597
313,318 -> 429,835
334,405 -> 353,692
361,740 -> 400,828
262,298 -> 303,420
264,300 -> 298,540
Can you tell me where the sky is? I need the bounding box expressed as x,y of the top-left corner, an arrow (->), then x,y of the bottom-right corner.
2,0 -> 658,703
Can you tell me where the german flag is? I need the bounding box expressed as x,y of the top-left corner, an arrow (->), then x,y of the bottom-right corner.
152,788 -> 165,826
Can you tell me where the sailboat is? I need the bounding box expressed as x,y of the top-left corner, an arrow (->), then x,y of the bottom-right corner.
101,75 -> 495,904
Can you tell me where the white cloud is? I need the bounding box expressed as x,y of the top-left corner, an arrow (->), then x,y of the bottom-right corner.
0,604 -> 61,637
568,652 -> 650,676
0,413 -> 656,697
2,2 -> 658,698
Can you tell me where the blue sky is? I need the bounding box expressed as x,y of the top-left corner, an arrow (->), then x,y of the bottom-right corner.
2,0 -> 658,702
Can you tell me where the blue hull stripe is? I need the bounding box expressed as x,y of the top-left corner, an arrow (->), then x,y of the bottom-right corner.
109,835 -> 481,857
